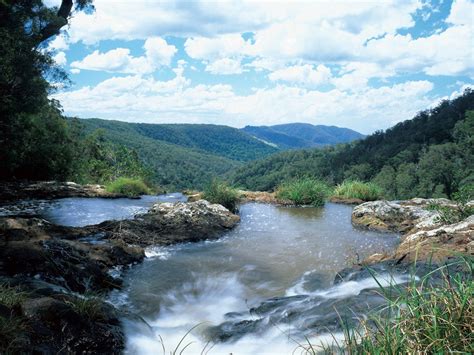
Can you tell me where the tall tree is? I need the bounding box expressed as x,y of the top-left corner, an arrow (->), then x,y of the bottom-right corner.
0,0 -> 93,180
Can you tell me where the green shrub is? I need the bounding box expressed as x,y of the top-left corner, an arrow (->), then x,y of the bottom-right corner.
106,177 -> 151,197
203,180 -> 239,212
333,180 -> 383,201
276,178 -> 330,206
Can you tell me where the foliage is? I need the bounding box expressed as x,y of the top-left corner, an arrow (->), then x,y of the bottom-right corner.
231,92 -> 474,200
0,1 -> 92,181
203,180 -> 239,212
106,177 -> 151,197
333,180 -> 383,201
276,177 -> 330,206
79,119 -> 242,190
324,259 -> 474,354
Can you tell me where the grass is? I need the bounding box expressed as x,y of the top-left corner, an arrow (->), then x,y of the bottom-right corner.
105,177 -> 151,197
333,180 -> 383,201
276,177 -> 331,206
65,294 -> 109,322
305,257 -> 474,354
203,180 -> 239,212
0,284 -> 28,308
0,284 -> 29,351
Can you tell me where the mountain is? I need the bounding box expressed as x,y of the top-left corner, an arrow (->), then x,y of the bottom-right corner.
241,123 -> 364,149
231,89 -> 474,199
78,119 -> 278,190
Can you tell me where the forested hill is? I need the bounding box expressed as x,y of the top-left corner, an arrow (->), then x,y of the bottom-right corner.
77,118 -> 281,189
231,89 -> 474,199
241,123 -> 364,149
81,119 -> 278,162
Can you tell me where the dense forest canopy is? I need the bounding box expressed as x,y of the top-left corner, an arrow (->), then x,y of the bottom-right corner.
231,90 -> 474,199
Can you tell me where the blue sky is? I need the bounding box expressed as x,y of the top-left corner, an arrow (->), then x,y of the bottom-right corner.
46,0 -> 473,134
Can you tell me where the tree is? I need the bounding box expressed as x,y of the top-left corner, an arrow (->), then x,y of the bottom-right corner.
0,0 -> 93,180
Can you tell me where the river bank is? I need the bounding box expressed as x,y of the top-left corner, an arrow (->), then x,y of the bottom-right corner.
0,196 -> 239,353
0,182 -> 472,353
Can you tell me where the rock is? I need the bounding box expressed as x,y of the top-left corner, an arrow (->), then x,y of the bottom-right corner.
353,198 -> 474,264
105,200 -> 240,246
329,196 -> 365,205
238,190 -> 293,205
0,180 -> 126,201
0,217 -> 144,293
351,198 -> 450,233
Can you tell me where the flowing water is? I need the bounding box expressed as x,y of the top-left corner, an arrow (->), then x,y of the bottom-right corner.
110,202 -> 403,354
2,196 -> 406,353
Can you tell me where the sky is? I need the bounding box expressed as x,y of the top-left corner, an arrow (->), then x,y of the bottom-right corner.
45,0 -> 473,134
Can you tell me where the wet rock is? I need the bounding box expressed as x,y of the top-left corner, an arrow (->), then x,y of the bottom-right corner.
0,180 -> 126,202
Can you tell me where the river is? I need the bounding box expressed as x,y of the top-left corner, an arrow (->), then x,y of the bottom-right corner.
1,195 -> 404,354
112,201 -> 402,354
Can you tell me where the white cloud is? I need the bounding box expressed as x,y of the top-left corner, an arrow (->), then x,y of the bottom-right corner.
70,68 -> 81,74
446,0 -> 473,26
332,62 -> 395,91
54,68 -> 437,133
70,37 -> 176,74
205,58 -> 244,75
53,51 -> 67,66
48,34 -> 69,51
269,64 -> 332,86
185,34 -> 251,60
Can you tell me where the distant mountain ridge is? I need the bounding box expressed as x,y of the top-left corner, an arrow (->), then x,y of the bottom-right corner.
241,123 -> 364,149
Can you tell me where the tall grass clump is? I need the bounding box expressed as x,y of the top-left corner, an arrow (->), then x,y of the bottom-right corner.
106,177 -> 151,197
314,258 -> 474,354
333,180 -> 383,201
203,180 -> 239,212
276,177 -> 331,206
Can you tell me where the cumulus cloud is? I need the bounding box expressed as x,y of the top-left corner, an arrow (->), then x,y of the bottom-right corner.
269,64 -> 332,87
205,58 -> 244,75
53,67 -> 436,133
70,37 -> 176,74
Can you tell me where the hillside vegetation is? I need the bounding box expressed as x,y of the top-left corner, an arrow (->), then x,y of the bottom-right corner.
241,123 -> 364,149
78,119 -> 243,190
231,89 -> 474,199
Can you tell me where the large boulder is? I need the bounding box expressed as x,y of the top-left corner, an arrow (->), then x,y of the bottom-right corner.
351,198 -> 453,233
352,198 -> 474,263
105,200 -> 240,246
